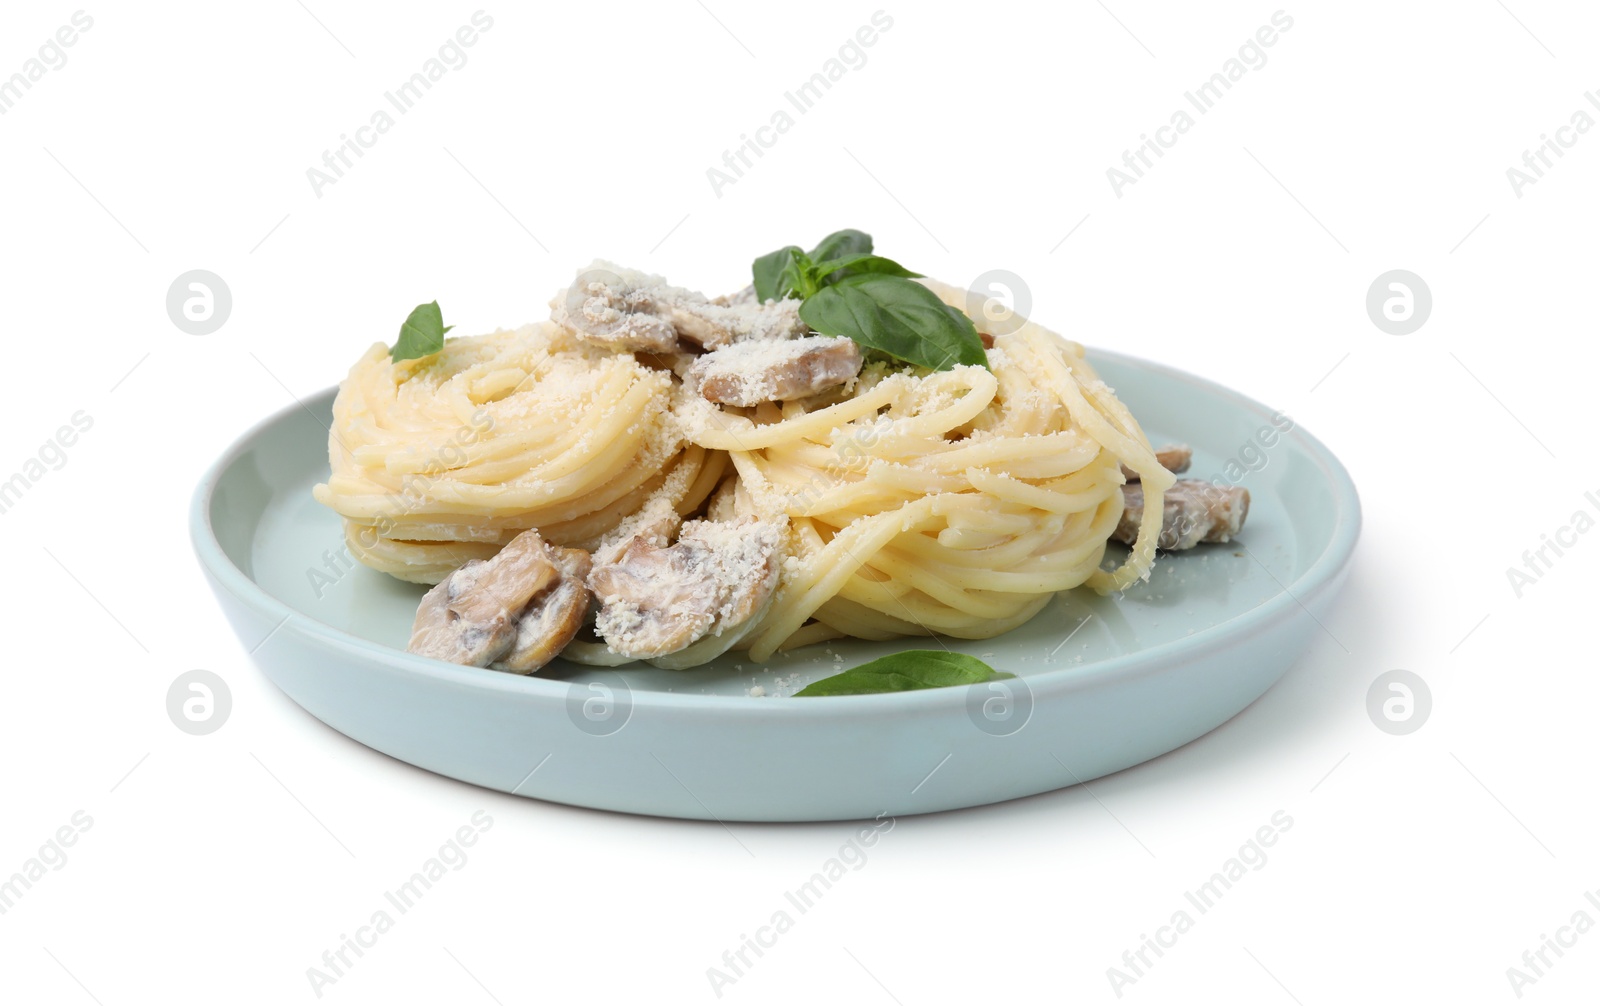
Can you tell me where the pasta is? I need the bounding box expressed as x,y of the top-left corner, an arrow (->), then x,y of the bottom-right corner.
315,272 -> 1175,667
313,325 -> 724,583
685,279 -> 1174,660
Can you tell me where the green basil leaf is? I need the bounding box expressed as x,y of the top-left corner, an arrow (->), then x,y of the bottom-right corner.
391,301 -> 453,362
808,228 -> 874,265
809,253 -> 921,285
785,248 -> 820,299
794,650 -> 1010,697
753,245 -> 804,302
799,274 -> 987,371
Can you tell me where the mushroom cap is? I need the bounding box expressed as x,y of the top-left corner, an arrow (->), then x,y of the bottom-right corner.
493,546 -> 593,674
588,517 -> 785,660
407,528 -> 581,670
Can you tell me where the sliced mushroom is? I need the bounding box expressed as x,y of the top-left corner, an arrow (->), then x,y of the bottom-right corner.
679,519 -> 784,638
588,517 -> 784,661
550,263 -> 682,354
687,335 -> 863,407
551,262 -> 807,354
492,546 -> 593,674
591,496 -> 681,566
669,297 -> 806,350
444,532 -> 558,629
1121,444 -> 1192,482
407,528 -> 573,668
1113,479 -> 1251,551
587,539 -> 714,658
409,561 -> 518,666
712,284 -> 758,307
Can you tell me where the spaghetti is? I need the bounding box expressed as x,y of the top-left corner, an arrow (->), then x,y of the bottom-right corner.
316,277 -> 1173,665
683,279 -> 1173,660
313,324 -> 723,584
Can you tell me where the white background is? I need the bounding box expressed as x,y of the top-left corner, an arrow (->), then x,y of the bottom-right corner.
2,1 -> 1596,1003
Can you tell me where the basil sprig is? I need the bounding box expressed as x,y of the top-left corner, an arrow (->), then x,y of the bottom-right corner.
752,230 -> 987,372
391,301 -> 453,362
794,650 -> 1012,697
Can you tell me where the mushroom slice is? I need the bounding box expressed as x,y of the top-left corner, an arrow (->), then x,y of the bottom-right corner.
712,284 -> 758,307
493,546 -> 593,674
445,530 -> 560,623
669,297 -> 807,350
408,561 -> 517,666
1120,444 -> 1192,482
644,556 -> 781,671
687,335 -> 863,407
588,517 -> 784,661
1113,479 -> 1251,551
406,529 -> 562,666
591,496 -> 681,566
550,262 -> 685,354
551,261 -> 808,354
588,539 -> 714,659
686,519 -> 783,633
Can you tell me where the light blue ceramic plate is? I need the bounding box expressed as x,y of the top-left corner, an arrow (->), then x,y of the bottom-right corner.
192,350 -> 1360,822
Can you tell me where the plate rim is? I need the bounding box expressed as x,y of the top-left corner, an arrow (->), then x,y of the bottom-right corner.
191,347 -> 1362,712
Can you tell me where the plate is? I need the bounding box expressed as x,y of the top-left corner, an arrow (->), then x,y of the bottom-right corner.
191,350 -> 1360,822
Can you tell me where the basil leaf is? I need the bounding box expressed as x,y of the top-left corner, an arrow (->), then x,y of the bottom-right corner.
799,274 -> 987,371
794,650 -> 1010,697
755,231 -> 990,373
391,301 -> 453,362
808,228 -> 874,265
809,253 -> 921,285
784,248 -> 820,299
753,245 -> 804,302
